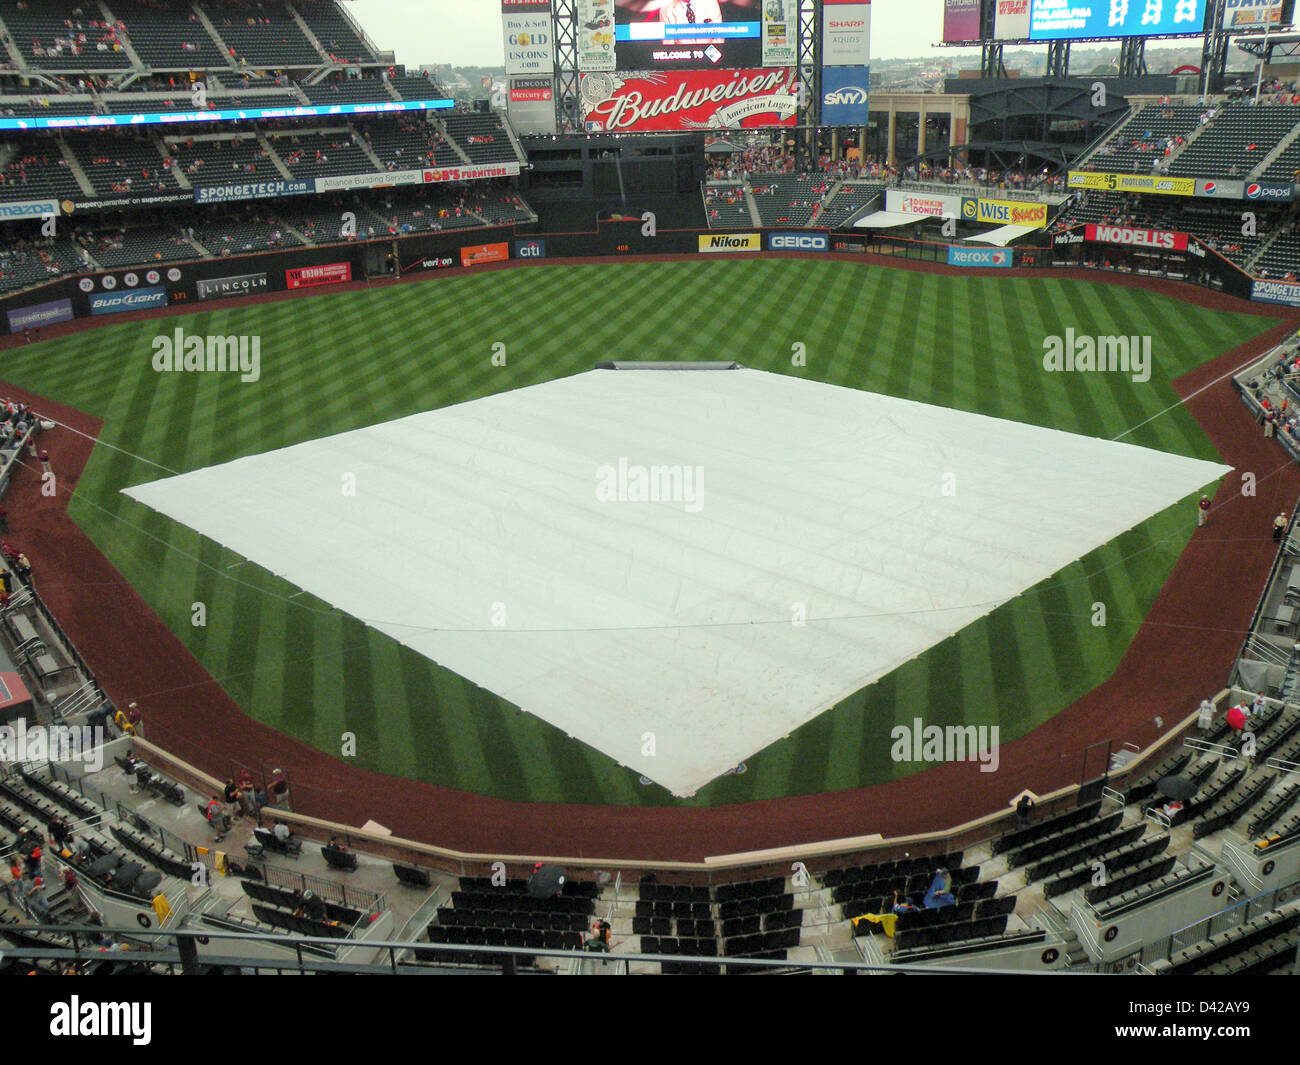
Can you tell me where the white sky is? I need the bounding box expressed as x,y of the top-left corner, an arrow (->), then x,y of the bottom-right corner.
344,0 -> 963,67
346,1 -> 1203,70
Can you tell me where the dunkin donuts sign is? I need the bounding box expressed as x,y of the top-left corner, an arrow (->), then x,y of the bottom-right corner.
581,68 -> 799,133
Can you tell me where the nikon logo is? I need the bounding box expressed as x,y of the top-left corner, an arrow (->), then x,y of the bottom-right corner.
700,233 -> 760,252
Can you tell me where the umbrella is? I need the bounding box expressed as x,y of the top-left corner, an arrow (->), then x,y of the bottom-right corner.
1226,705 -> 1250,731
1157,776 -> 1198,802
527,863 -> 567,898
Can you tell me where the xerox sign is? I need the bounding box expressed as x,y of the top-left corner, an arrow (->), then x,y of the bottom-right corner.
769,233 -> 828,251
947,247 -> 1012,268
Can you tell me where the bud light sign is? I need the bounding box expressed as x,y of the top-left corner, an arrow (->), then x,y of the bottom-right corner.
515,239 -> 547,259
821,66 -> 870,127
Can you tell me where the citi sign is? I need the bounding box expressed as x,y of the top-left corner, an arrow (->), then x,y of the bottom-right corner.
770,233 -> 828,251
515,239 -> 547,258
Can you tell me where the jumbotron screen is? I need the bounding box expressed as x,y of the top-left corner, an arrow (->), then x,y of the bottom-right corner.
613,0 -> 764,69
1010,0 -> 1209,40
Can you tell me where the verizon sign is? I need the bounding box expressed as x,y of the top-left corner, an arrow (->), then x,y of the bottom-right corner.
822,0 -> 872,66
581,68 -> 798,132
503,11 -> 554,76
1084,224 -> 1188,250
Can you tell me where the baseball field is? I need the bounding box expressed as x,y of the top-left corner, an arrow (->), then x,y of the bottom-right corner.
0,258 -> 1277,806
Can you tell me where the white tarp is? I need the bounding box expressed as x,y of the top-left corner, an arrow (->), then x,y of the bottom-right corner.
124,369 -> 1229,797
854,211 -> 926,229
966,224 -> 1038,247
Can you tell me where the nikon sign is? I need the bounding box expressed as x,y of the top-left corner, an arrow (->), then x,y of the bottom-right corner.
699,233 -> 762,253
503,9 -> 555,76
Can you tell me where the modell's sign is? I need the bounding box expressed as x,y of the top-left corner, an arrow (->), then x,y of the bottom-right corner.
1084,224 -> 1188,250
581,69 -> 798,133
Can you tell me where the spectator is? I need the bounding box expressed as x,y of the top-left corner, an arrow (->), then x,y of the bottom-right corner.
1015,793 -> 1034,829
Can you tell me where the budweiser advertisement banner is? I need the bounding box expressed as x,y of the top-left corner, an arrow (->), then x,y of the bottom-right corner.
581,68 -> 798,132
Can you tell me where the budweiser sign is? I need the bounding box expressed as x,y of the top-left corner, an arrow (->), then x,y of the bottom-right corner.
1084,224 -> 1188,251
580,69 -> 798,133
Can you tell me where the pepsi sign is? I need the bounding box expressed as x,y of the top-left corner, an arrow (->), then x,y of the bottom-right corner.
1245,182 -> 1293,202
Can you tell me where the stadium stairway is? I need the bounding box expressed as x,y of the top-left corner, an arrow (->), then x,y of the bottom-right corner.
99,4 -> 146,70
0,12 -> 26,71
285,2 -> 332,65
744,185 -> 762,227
1252,122 -> 1300,180
55,137 -> 95,198
190,2 -> 241,72
432,116 -> 474,167
257,130 -> 296,181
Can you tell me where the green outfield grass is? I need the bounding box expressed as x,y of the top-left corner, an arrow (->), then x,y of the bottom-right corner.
1,259 -> 1279,805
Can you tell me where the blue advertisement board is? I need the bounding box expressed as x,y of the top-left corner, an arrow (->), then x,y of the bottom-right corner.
947,246 -> 1013,268
89,287 -> 168,316
821,66 -> 870,127
0,98 -> 452,132
1252,279 -> 1300,308
1028,0 -> 1206,40
194,180 -> 315,204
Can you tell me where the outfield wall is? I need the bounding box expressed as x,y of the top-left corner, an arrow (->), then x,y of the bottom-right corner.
0,219 -> 1257,331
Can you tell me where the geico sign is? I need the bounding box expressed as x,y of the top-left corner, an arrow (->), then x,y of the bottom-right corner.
770,234 -> 828,250
824,87 -> 868,105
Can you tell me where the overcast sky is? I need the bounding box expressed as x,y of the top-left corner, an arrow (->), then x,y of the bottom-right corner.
347,0 -> 974,67
346,0 -> 1194,68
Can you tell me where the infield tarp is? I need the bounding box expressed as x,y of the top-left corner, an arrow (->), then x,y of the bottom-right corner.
123,369 -> 1230,797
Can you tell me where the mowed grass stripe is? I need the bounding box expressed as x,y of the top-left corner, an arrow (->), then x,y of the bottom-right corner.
9,260 -> 1281,806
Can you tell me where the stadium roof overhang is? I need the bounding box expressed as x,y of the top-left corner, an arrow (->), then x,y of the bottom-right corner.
854,211 -> 929,228
965,224 -> 1038,246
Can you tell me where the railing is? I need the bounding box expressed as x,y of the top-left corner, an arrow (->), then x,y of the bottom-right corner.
0,922 -> 1052,975
1145,880 -> 1300,965
0,421 -> 37,497
896,179 -> 1047,203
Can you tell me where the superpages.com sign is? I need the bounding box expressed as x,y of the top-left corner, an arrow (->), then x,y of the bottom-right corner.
580,69 -> 798,132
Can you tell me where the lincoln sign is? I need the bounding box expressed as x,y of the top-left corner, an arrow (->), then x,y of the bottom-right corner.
581,68 -> 798,132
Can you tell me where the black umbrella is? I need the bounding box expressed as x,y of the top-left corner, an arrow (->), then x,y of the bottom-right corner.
527,864 -> 567,898
1157,776 -> 1198,802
